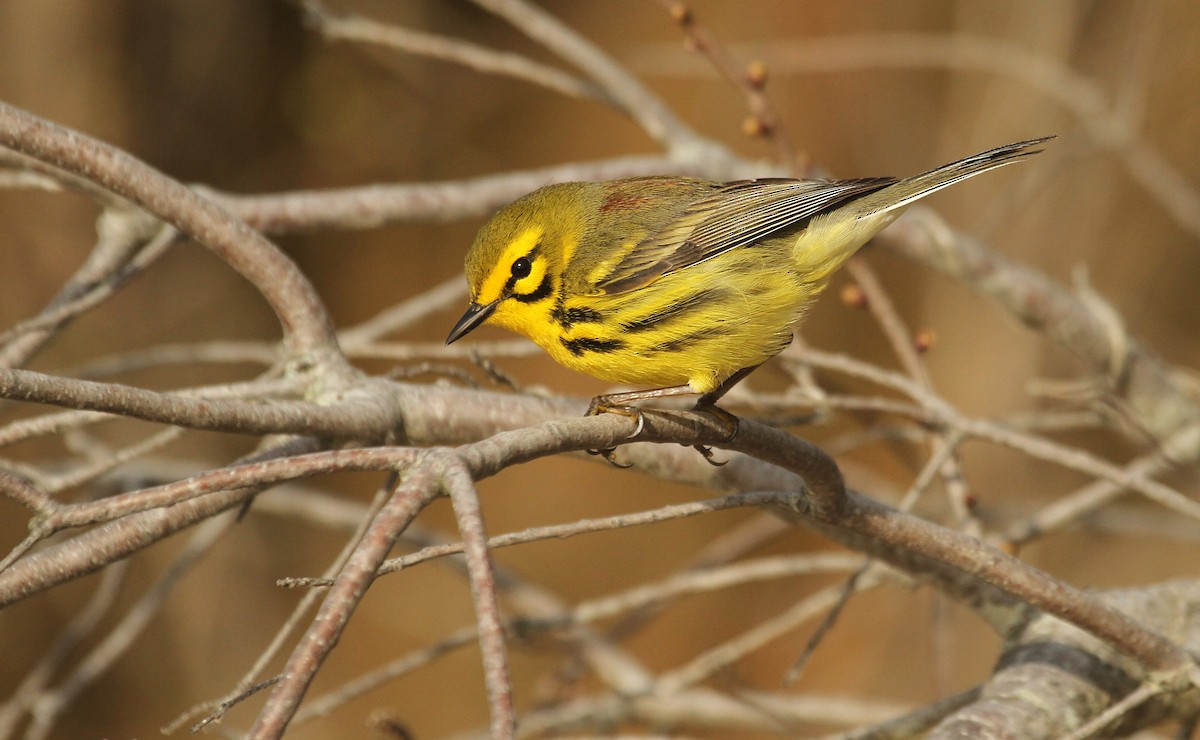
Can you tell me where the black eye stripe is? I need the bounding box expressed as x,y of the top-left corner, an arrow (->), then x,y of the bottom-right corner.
512,273 -> 553,303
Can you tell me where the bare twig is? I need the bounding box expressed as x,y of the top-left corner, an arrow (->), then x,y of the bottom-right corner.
634,30 -> 1200,240
0,561 -> 128,737
365,491 -> 794,582
791,348 -> 1200,522
659,566 -> 893,693
172,476 -> 398,734
0,375 -> 305,449
22,514 -> 231,740
880,213 -> 1200,453
654,0 -> 800,169
0,367 -> 394,440
469,0 -> 723,158
297,0 -> 609,103
247,467 -> 439,738
0,102 -> 339,357
217,153 -> 770,234
0,210 -> 175,368
0,436 -> 321,606
443,462 -> 515,739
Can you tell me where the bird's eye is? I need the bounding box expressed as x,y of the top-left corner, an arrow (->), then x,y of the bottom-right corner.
511,257 -> 532,279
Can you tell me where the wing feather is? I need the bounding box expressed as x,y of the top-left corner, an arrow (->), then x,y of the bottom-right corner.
597,176 -> 895,294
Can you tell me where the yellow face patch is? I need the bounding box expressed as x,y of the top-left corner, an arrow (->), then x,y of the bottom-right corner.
477,225 -> 545,303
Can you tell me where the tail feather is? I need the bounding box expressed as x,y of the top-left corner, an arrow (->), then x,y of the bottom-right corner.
867,136 -> 1054,216
790,136 -> 1053,283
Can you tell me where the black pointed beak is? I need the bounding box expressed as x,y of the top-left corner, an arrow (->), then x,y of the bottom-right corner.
446,300 -> 499,344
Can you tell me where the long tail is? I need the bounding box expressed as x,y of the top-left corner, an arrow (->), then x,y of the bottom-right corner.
791,136 -> 1053,283
860,135 -> 1054,217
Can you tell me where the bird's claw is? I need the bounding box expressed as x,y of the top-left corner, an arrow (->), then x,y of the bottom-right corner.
686,404 -> 739,465
585,446 -> 633,468
627,411 -> 646,439
691,443 -> 728,466
585,398 -> 645,466
584,396 -> 740,468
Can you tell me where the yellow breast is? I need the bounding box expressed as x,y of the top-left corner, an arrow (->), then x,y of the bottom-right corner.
493,239 -> 809,394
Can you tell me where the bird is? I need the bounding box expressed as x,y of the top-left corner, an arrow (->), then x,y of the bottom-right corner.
447,137 -> 1051,461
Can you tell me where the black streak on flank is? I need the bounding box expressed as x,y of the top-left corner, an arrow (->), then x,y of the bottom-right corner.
552,305 -> 604,329
622,289 -> 727,333
656,325 -> 731,353
512,273 -> 554,303
562,337 -> 625,356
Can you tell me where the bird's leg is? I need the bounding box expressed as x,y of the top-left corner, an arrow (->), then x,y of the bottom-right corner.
687,364 -> 763,465
582,364 -> 763,467
585,384 -> 696,466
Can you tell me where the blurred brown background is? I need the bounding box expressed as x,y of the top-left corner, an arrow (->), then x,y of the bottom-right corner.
1,1 -> 1198,737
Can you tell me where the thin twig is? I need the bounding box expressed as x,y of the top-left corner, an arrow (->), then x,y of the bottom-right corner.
659,567 -> 892,692
1060,680 -> 1164,740
818,686 -> 982,740
653,0 -> 800,169
0,102 -> 340,358
367,491 -> 793,581
444,463 -> 515,739
218,154 -> 770,234
0,212 -> 176,368
0,561 -> 128,737
297,0 -> 609,103
247,468 -> 440,738
791,348 -> 1200,522
0,436 -> 321,607
469,0 -> 719,157
22,514 -> 232,740
635,31 -> 1200,240
170,475 -> 398,734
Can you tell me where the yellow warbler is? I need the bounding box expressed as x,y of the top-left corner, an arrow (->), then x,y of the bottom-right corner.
448,138 -> 1051,454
